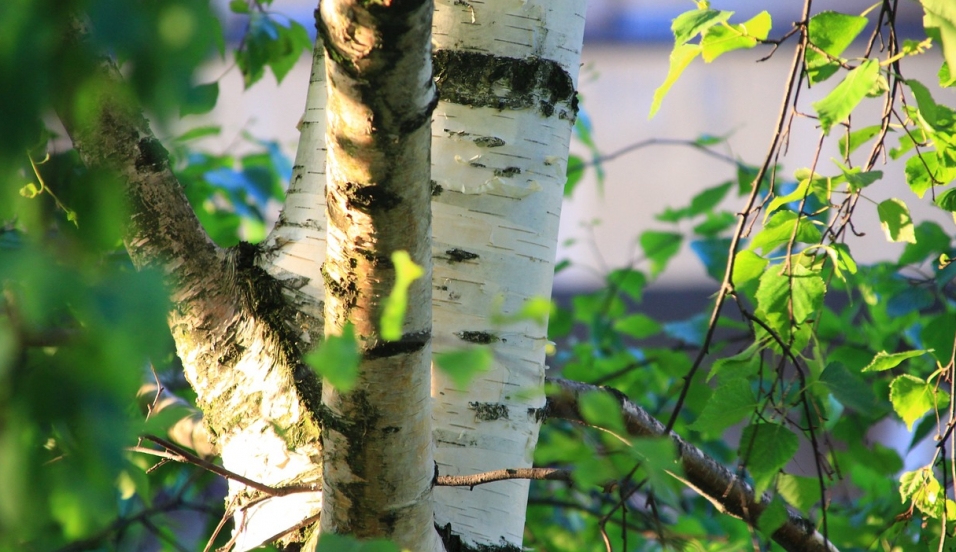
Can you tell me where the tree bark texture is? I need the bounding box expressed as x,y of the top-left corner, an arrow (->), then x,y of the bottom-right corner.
317,0 -> 442,550
428,0 -> 588,547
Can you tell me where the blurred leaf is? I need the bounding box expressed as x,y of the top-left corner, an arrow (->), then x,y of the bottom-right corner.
613,313 -> 660,339
564,154 -> 584,197
900,221 -> 951,265
380,251 -> 424,341
434,347 -> 493,390
689,377 -> 756,434
757,495 -> 789,537
820,362 -> 883,417
579,391 -> 626,434
316,533 -> 400,552
838,124 -> 883,156
306,324 -> 361,392
777,473 -> 821,513
180,82 -> 218,116
922,0 -> 956,74
640,230 -> 682,276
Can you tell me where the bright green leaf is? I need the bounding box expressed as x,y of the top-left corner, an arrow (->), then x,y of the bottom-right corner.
805,11 -> 869,84
565,155 -> 585,197
701,11 -> 772,62
756,263 -> 826,328
907,79 -> 938,126
650,44 -> 701,119
905,152 -> 956,198
890,374 -> 943,431
740,422 -> 799,494
19,183 -> 39,198
935,188 -> 956,212
689,377 -> 756,434
306,324 -> 361,392
672,8 -> 733,45
732,250 -> 768,285
877,198 -> 916,243
750,211 -> 822,254
922,0 -> 956,75
434,347 -> 494,390
863,349 -> 932,373
812,59 -> 880,134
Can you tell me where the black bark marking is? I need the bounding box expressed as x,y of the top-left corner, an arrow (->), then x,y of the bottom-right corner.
474,136 -> 506,148
446,248 -> 479,263
436,522 -> 521,552
344,181 -> 402,212
431,181 -> 443,196
493,167 -> 521,178
434,50 -> 578,121
363,330 -> 430,359
135,137 -> 169,173
470,402 -> 509,421
456,330 -> 498,344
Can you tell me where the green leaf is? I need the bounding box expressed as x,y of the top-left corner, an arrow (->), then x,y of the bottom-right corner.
838,125 -> 883,156
19,183 -> 39,198
491,296 -> 552,327
900,221 -> 951,265
564,154 -> 585,197
701,11 -> 772,62
689,377 -> 756,434
923,313 -> 956,366
757,495 -> 789,537
820,362 -> 883,417
940,61 -> 956,87
381,250 -> 425,341
693,211 -> 737,237
812,59 -> 880,134
650,44 -> 701,119
756,263 -> 826,328
739,422 -> 799,494
689,181 -> 733,216
922,0 -> 956,74
936,188 -> 956,212
434,347 -> 494,390
672,8 -> 732,45
907,79 -> 938,127
805,11 -> 869,84
180,82 -> 219,116
708,345 -> 760,381
174,125 -> 222,142
750,211 -> 822,254
305,324 -> 361,392
613,313 -> 661,339
639,231 -> 682,276
862,349 -> 931,373
905,152 -> 956,197
606,268 -> 646,301
877,198 -> 916,243
890,374 -> 944,431
732,250 -> 768,285
229,0 -> 250,14
835,162 -> 882,191
579,391 -> 626,434
777,473 -> 822,513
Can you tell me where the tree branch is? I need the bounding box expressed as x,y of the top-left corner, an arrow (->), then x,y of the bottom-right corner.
436,468 -> 571,489
545,378 -> 839,552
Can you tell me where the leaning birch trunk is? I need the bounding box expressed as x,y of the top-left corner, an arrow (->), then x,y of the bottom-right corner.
317,1 -> 443,550
428,0 -> 588,548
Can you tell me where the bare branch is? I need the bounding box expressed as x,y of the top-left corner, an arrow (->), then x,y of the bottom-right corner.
545,378 -> 839,552
436,468 -> 571,489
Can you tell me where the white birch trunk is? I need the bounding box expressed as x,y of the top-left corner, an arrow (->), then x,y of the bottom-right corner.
429,0 -> 588,547
318,1 -> 443,550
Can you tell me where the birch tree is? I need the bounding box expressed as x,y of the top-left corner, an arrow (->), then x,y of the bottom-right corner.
7,1 -> 956,552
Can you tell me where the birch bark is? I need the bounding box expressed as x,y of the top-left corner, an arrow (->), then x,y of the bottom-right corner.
317,0 -> 442,549
428,1 -> 588,547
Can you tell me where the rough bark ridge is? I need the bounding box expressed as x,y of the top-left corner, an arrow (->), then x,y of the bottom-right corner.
317,0 -> 442,550
428,0 -> 587,547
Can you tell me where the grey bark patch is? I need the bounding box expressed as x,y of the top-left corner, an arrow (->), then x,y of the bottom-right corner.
474,136 -> 506,148
469,402 -> 509,421
434,50 -> 578,121
445,248 -> 479,263
493,167 -> 521,178
455,330 -> 498,344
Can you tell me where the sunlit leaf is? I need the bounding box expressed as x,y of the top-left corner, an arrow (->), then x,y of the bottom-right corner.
672,8 -> 732,45
805,11 -> 869,84
650,44 -> 701,119
305,324 -> 361,392
890,374 -> 946,431
812,59 -> 880,134
838,124 -> 883,156
877,198 -> 916,243
777,473 -> 822,513
701,11 -> 771,62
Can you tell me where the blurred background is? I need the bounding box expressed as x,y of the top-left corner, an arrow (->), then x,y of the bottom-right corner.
186,0 -> 944,315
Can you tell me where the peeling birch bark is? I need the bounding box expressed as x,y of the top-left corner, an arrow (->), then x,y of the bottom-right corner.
318,1 -> 443,550
428,1 -> 588,547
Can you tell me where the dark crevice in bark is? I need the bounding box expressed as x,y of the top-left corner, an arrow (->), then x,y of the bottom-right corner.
363,330 -> 430,359
444,248 -> 479,263
434,51 -> 578,120
436,523 -> 520,552
469,402 -> 509,421
455,330 -> 499,344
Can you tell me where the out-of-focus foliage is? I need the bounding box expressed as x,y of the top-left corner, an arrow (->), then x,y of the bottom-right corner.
0,1 -> 298,550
